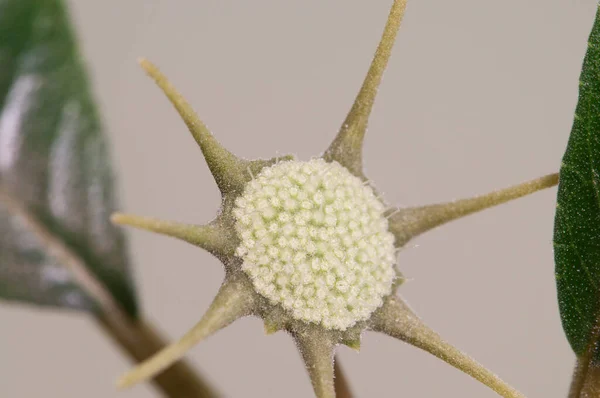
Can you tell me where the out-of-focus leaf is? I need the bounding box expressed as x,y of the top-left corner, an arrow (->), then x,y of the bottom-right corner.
554,5 -> 600,362
0,0 -> 137,316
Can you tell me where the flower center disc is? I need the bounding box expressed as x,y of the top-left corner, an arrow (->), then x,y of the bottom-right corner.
233,159 -> 396,330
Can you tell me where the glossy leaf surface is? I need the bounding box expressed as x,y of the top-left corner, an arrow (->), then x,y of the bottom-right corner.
0,0 -> 137,315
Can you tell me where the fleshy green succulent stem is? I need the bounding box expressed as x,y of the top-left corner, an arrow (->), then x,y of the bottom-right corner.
139,58 -> 250,194
295,328 -> 336,398
371,296 -> 525,398
323,0 -> 408,177
388,172 -> 559,247
111,213 -> 236,257
118,275 -> 257,389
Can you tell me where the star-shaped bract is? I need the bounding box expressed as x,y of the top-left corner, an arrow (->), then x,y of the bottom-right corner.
112,1 -> 557,397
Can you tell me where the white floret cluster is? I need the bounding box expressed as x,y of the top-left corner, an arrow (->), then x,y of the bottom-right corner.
233,158 -> 396,330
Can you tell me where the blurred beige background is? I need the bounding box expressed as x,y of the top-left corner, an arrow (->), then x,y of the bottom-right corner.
0,0 -> 591,396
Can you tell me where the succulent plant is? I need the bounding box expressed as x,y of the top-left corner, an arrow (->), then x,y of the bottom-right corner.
112,1 -> 558,396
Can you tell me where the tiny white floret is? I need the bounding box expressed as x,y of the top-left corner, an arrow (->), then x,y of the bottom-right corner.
234,159 -> 396,330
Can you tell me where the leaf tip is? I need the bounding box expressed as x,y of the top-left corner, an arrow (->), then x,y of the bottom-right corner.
264,320 -> 281,335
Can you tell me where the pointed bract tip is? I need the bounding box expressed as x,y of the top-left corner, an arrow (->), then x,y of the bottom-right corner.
116,320 -> 208,389
323,0 -> 408,177
391,273 -> 405,293
116,277 -> 255,388
137,56 -> 249,194
110,212 -> 124,225
138,57 -> 160,77
371,297 -> 525,398
117,373 -> 136,390
388,172 -> 560,248
264,321 -> 280,335
343,339 -> 361,352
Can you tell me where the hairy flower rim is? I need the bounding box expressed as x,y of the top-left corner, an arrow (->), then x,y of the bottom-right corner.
233,158 -> 397,330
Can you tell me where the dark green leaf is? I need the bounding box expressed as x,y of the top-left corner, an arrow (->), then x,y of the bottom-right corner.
0,0 -> 137,316
555,5 -> 600,360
